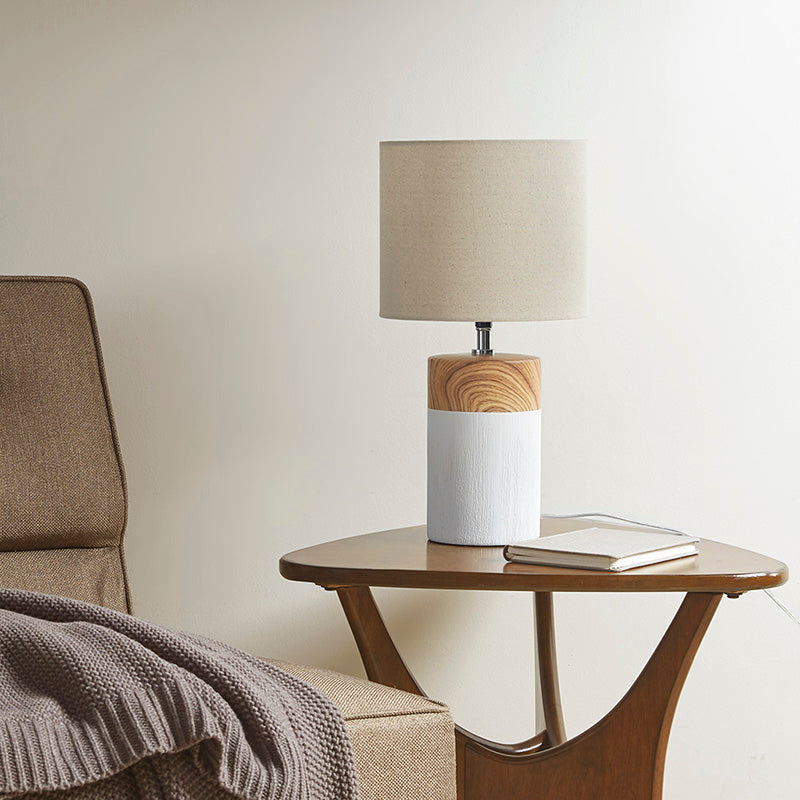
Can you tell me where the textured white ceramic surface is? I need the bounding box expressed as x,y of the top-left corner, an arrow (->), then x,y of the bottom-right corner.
427,408 -> 541,546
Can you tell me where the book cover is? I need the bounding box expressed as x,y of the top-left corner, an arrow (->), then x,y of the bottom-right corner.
503,527 -> 699,571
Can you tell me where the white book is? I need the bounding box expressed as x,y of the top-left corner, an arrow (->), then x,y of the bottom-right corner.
503,527 -> 699,572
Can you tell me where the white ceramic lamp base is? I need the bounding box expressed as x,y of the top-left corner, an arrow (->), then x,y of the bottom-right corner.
426,353 -> 542,547
428,408 -> 541,545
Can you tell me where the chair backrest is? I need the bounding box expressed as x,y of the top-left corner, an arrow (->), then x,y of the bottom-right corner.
0,276 -> 131,612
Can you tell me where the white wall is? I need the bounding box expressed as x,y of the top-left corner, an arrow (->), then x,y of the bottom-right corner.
2,1 -> 798,796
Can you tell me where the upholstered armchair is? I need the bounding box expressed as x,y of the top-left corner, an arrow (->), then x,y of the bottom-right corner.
0,275 -> 456,800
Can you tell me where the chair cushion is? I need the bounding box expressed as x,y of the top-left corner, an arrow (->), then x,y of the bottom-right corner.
268,660 -> 456,800
0,276 -> 131,612
0,547 -> 130,612
0,277 -> 126,553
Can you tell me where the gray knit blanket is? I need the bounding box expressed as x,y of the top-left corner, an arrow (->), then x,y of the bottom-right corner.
0,589 -> 359,800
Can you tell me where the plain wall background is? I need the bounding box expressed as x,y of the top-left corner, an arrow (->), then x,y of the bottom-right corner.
2,1 -> 798,796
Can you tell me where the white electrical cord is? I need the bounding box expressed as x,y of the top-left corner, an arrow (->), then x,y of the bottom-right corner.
763,589 -> 800,627
542,512 -> 799,629
542,511 -> 694,537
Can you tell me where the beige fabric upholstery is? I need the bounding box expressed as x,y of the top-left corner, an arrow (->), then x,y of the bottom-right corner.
0,547 -> 129,611
269,660 -> 457,800
0,275 -> 457,799
0,277 -> 126,551
0,276 -> 130,612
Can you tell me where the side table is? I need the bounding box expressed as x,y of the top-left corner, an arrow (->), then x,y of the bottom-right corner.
280,520 -> 788,800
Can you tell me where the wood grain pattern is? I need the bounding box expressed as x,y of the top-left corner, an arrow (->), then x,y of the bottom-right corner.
279,524 -> 789,594
428,353 -> 541,412
461,592 -> 722,800
534,592 -> 566,748
336,586 -> 422,694
335,585 -> 550,796
329,571 -> 724,800
285,530 -> 787,797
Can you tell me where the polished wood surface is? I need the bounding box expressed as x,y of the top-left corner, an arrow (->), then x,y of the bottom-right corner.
336,586 -> 423,695
334,586 -> 550,789
428,353 -> 541,412
534,592 -> 566,748
282,526 -> 787,799
330,574 -> 723,800
461,593 -> 721,800
280,521 -> 788,594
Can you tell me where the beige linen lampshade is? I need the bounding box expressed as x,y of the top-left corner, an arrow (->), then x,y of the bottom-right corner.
380,139 -> 586,321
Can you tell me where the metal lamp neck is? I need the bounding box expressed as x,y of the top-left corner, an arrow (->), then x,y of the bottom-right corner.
472,322 -> 493,356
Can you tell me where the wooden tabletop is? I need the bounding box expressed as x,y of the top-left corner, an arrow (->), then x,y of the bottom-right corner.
280,520 -> 788,594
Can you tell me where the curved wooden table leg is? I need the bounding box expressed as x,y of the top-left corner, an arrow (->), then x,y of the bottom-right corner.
336,585 -> 423,695
465,592 -> 722,800
336,586 -> 721,800
535,591 -> 566,748
336,585 -> 547,795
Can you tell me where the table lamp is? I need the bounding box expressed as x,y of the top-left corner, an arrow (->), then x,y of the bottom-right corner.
380,139 -> 586,546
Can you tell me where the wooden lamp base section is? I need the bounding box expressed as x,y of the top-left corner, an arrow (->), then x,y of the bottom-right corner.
427,353 -> 542,546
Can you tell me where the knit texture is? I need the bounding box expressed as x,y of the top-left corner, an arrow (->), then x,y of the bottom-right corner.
0,589 -> 359,800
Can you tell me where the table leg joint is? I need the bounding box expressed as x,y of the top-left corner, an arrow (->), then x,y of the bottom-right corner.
336,585 -> 721,800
